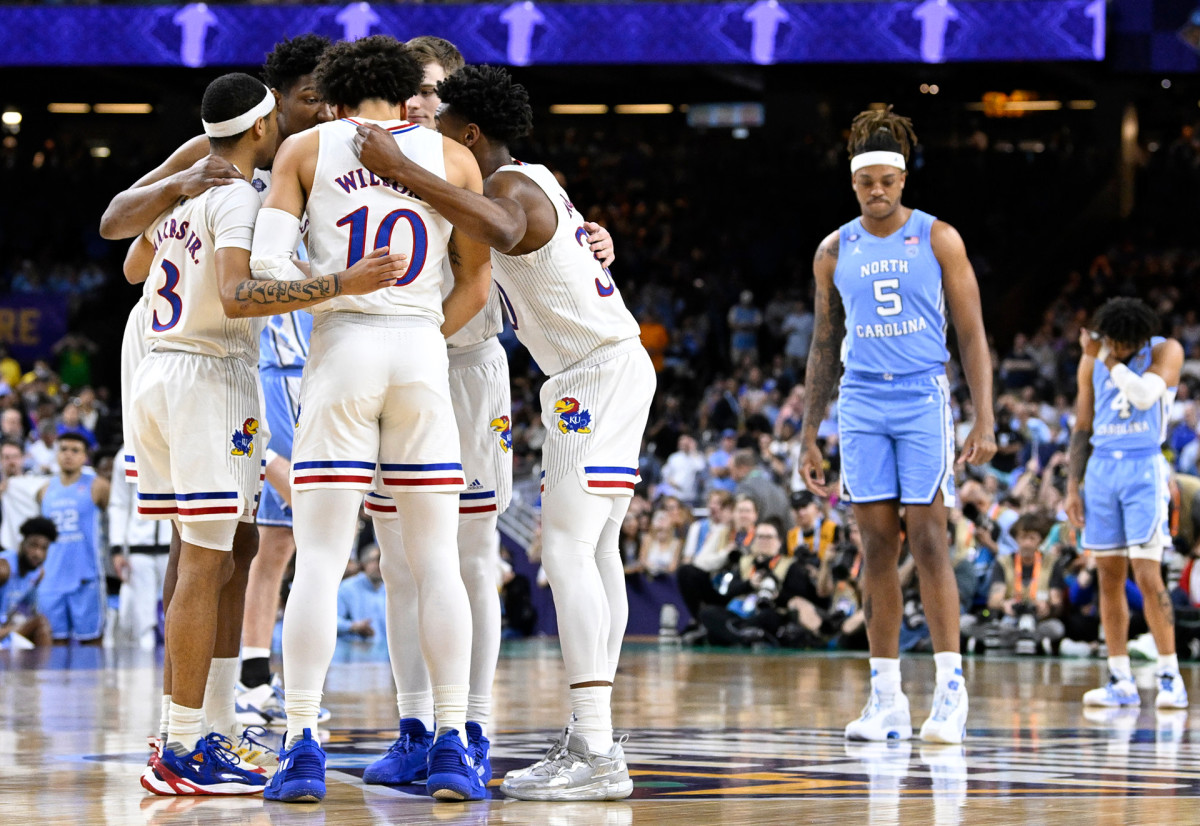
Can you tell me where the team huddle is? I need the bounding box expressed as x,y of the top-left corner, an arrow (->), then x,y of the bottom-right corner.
101,29 -> 1188,810
104,33 -> 651,803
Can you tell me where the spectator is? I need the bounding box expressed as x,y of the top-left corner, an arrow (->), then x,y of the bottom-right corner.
675,491 -> 737,633
630,509 -> 682,578
781,299 -> 815,372
25,421 -> 58,476
695,518 -> 793,647
1,408 -> 25,446
705,428 -> 739,494
659,434 -> 707,507
0,516 -> 57,649
337,544 -> 386,641
108,448 -> 172,650
730,448 -> 790,528
0,346 -> 20,391
681,489 -> 734,565
727,290 -> 763,366
1,439 -> 51,554
785,489 -> 839,559
57,398 -> 98,450
51,332 -> 99,392
638,308 -> 670,373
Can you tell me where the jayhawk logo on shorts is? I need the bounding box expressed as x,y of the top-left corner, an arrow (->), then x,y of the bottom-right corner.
554,397 -> 592,434
231,418 -> 258,457
490,416 -> 513,453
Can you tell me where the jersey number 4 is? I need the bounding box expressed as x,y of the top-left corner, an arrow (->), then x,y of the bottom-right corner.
1110,391 -> 1132,420
873,278 -> 902,317
338,206 -> 427,286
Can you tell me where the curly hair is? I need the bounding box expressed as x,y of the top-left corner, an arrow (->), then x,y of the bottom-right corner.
261,33 -> 331,93
20,515 -> 57,544
436,64 -> 533,146
1092,296 -> 1159,346
847,104 -> 918,163
405,35 -> 465,76
314,35 -> 423,109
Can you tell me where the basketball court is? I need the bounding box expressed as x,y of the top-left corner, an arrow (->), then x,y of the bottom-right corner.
2,640 -> 1196,825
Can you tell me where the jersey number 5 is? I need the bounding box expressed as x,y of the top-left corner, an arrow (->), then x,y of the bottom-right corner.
338,206 -> 427,286
873,278 -> 902,317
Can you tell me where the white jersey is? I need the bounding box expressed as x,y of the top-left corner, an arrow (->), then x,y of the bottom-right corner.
445,261 -> 505,348
304,118 -> 452,322
488,161 -> 639,375
142,181 -> 263,363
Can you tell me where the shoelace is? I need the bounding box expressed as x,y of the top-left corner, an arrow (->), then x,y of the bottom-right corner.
1160,673 -> 1176,690
386,733 -> 417,756
237,725 -> 277,757
200,733 -> 251,771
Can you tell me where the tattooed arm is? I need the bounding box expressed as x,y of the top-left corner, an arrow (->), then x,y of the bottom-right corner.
218,246 -> 407,318
1064,339 -> 1096,529
798,230 -> 846,497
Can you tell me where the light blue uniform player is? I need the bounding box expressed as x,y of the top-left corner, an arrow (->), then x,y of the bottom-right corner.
38,457 -> 106,642
1067,297 -> 1188,710
257,310 -> 311,527
833,208 -> 955,506
800,107 -> 995,749
1081,337 -> 1172,554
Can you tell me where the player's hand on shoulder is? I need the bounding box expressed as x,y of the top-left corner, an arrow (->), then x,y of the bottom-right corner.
339,246 -> 409,294
353,123 -> 406,180
177,154 -> 241,198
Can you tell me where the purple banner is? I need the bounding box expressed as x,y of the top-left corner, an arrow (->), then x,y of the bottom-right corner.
0,294 -> 69,366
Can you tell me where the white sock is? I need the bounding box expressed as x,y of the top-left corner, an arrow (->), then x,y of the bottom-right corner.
1108,655 -> 1133,681
284,689 -> 324,748
159,695 -> 171,741
934,651 -> 964,684
869,658 -> 902,692
432,685 -> 468,745
397,691 -> 435,732
167,703 -> 206,755
1159,653 -> 1179,675
467,693 -> 490,736
203,657 -> 241,740
570,685 -> 614,753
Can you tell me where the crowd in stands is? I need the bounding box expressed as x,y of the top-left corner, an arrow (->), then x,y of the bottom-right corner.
3,100 -> 1200,656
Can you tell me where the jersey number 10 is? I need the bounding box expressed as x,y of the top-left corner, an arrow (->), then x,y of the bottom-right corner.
338,206 -> 427,286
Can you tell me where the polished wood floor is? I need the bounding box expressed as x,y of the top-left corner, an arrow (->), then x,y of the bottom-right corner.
1,639 -> 1198,825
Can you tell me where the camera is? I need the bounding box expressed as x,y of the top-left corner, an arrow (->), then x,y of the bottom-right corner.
830,541 -> 859,582
961,502 -> 1001,542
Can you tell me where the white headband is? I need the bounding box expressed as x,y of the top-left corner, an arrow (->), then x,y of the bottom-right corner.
202,86 -> 275,138
850,150 -> 906,173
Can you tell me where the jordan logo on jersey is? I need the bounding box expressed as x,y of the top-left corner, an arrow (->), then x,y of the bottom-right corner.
231,418 -> 258,457
490,416 -> 513,452
554,398 -> 592,434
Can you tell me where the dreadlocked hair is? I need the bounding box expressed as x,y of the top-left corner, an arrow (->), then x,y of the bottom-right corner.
847,105 -> 918,162
437,64 -> 533,146
1092,297 -> 1159,347
262,33 -> 331,93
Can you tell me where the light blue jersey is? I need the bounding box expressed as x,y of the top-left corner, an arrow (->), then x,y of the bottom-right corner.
1082,337 -> 1175,552
39,473 -> 104,640
1090,337 -> 1172,459
0,548 -> 41,620
259,311 -> 312,372
833,208 -> 949,376
40,474 -> 101,592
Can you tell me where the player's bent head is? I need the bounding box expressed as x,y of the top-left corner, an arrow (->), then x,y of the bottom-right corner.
202,72 -> 278,153
1093,296 -> 1158,351
20,515 -> 58,546
847,104 -> 917,162
405,35 -> 464,75
263,33 -> 332,92
315,35 -> 423,111
437,64 -> 533,146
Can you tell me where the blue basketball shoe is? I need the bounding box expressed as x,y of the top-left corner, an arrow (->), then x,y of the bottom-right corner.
363,718 -> 434,785
1083,674 -> 1139,707
426,729 -> 486,802
264,728 -> 326,803
140,733 -> 266,795
465,721 -> 492,785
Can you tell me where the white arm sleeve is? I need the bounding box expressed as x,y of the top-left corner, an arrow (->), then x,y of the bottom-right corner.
1109,363 -> 1167,410
250,207 -> 306,282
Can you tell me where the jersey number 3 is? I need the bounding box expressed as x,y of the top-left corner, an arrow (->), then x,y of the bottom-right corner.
873,278 -> 902,317
151,259 -> 183,332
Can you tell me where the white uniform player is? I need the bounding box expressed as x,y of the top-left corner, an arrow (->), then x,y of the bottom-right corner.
127,182 -> 265,537
291,117 -> 465,495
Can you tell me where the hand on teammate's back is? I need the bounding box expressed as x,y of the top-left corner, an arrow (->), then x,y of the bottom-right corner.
178,154 -> 242,197
339,247 -> 409,294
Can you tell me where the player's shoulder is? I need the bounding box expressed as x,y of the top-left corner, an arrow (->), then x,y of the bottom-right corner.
813,229 -> 841,266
